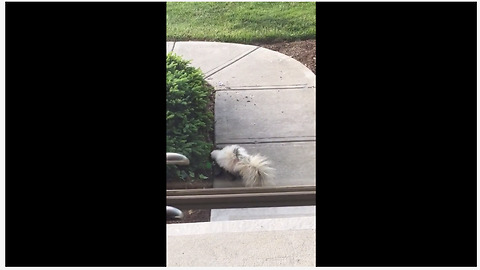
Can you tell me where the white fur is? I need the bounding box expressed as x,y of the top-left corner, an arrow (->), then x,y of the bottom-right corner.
211,145 -> 275,187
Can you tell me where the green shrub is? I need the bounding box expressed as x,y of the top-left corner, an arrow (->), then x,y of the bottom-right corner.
166,52 -> 214,182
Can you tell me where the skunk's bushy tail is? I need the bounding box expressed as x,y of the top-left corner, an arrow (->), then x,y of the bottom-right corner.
235,153 -> 275,187
211,145 -> 275,187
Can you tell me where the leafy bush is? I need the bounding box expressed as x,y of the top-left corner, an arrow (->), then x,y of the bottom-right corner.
166,52 -> 214,182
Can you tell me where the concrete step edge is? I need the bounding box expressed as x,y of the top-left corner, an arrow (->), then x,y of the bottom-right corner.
167,216 -> 315,236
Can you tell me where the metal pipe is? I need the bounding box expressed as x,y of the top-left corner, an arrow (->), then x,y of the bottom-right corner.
166,206 -> 184,220
166,153 -> 190,165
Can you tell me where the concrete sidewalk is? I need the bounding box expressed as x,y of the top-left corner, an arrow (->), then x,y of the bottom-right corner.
167,216 -> 315,267
168,41 -> 315,221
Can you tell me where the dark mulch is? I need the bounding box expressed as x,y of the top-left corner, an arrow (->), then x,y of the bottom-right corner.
166,39 -> 316,224
166,209 -> 212,224
260,39 -> 316,75
166,178 -> 213,224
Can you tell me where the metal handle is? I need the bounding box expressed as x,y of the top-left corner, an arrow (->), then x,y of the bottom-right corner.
166,206 -> 184,220
166,153 -> 190,165
166,153 -> 188,221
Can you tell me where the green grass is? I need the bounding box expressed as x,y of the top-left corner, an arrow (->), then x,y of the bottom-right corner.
167,2 -> 316,44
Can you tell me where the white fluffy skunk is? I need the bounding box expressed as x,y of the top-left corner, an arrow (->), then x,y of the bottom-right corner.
211,145 -> 275,187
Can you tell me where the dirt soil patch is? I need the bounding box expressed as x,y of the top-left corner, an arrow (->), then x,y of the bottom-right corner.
167,209 -> 212,224
259,39 -> 316,75
166,179 -> 213,224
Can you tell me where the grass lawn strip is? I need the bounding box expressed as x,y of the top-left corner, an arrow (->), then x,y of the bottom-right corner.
167,2 -> 315,44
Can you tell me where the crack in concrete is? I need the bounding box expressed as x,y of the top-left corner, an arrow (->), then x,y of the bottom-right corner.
204,46 -> 260,78
215,84 -> 310,91
215,139 -> 316,145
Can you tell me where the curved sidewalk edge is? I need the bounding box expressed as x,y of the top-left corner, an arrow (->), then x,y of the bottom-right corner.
167,41 -> 315,89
